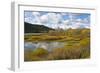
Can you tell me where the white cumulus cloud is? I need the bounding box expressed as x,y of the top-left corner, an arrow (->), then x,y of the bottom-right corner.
47,13 -> 61,24
32,12 -> 40,17
40,14 -> 48,23
24,11 -> 90,29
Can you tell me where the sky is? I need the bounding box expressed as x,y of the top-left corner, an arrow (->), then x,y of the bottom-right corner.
24,11 -> 90,29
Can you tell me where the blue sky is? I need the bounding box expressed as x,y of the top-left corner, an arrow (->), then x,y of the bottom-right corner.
24,11 -> 90,29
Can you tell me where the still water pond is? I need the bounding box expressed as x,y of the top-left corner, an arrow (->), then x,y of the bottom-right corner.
24,42 -> 66,51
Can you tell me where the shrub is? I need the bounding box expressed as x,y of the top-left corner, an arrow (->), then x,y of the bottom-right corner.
24,48 -> 48,61
80,38 -> 90,48
80,48 -> 90,58
33,48 -> 48,57
47,47 -> 82,60
24,50 -> 35,61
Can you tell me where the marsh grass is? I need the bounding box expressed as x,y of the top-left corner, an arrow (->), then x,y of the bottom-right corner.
24,28 -> 90,61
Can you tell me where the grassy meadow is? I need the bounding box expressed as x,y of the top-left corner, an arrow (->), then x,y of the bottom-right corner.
24,28 -> 90,61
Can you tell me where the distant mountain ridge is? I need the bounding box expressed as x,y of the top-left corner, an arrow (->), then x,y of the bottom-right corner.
24,22 -> 54,33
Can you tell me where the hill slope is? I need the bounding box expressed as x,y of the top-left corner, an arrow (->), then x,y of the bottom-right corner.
24,22 -> 54,33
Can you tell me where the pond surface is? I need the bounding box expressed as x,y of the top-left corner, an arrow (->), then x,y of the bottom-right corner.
24,42 -> 66,51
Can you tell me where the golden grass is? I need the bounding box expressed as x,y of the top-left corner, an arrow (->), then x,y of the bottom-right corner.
24,29 -> 90,61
